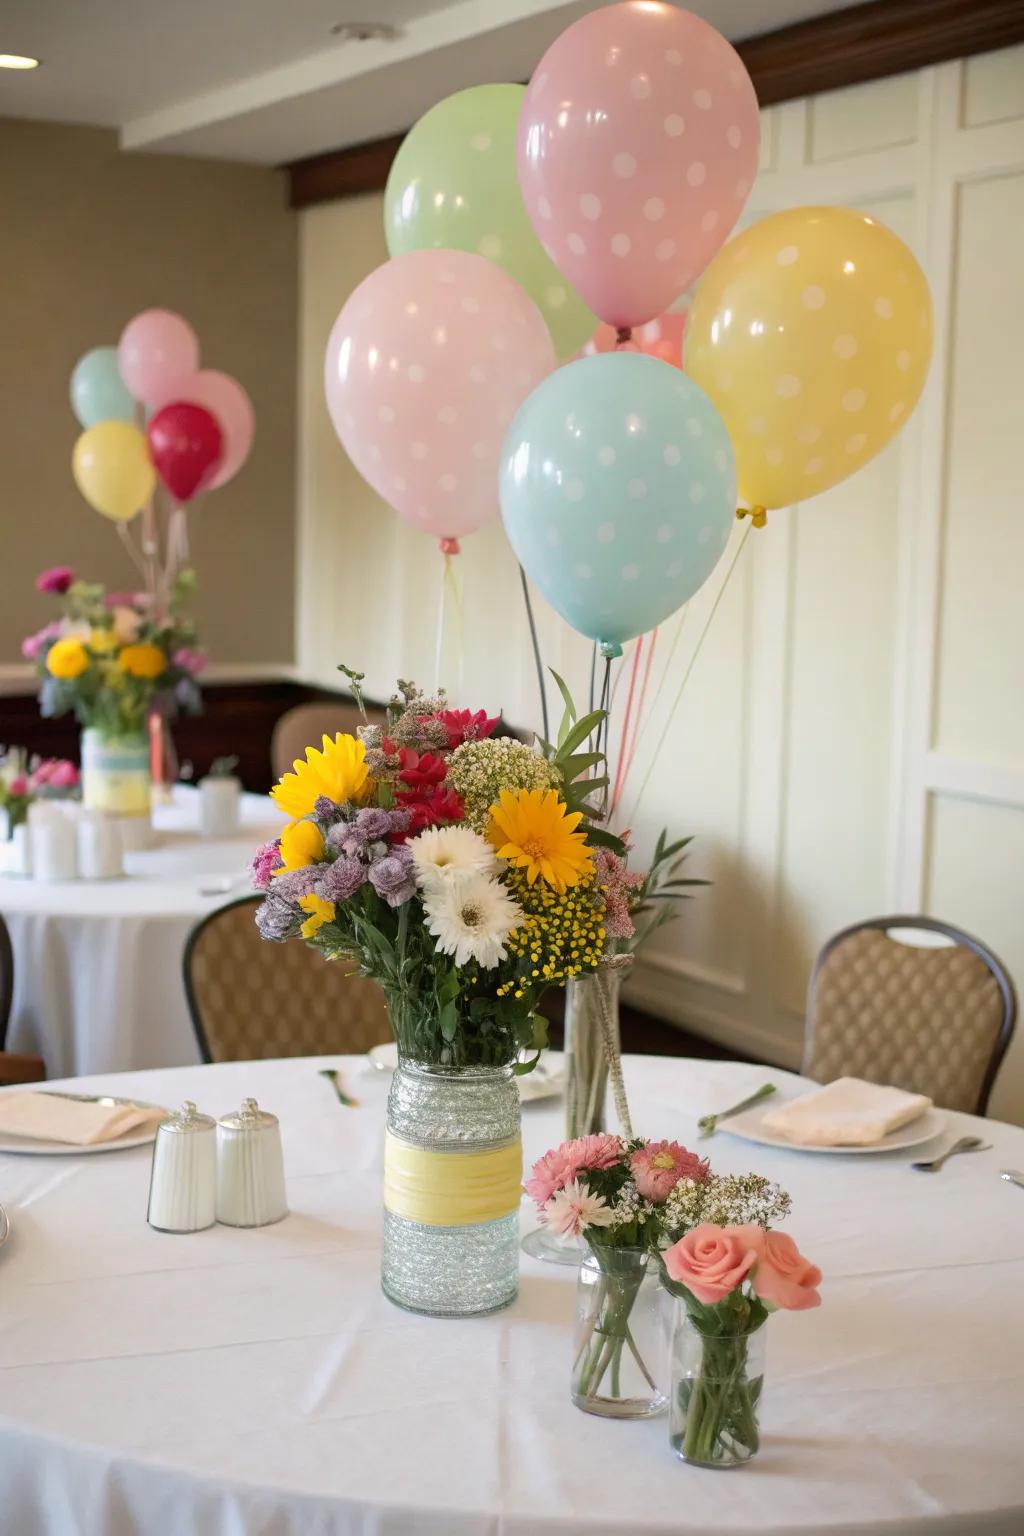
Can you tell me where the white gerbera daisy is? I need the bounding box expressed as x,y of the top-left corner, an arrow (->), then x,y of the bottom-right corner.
543,1179 -> 617,1238
409,825 -> 498,889
422,871 -> 522,968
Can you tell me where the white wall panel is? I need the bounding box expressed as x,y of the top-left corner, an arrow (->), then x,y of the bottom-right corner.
962,44 -> 1024,129
809,72 -> 918,162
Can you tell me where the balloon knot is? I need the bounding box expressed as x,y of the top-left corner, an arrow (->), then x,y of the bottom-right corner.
736,505 -> 767,529
439,536 -> 461,556
614,327 -> 633,348
598,640 -> 623,660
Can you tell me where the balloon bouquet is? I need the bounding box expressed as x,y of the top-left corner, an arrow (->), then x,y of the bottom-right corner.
323,2 -> 932,772
70,309 -> 254,611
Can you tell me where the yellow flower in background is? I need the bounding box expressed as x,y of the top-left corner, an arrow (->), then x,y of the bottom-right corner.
298,892 -> 335,939
119,643 -> 166,680
89,628 -> 118,654
271,733 -> 371,820
487,787 -> 593,894
46,638 -> 89,680
275,819 -> 325,872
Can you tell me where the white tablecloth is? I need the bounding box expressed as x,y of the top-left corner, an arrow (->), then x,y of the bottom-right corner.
0,788 -> 282,1077
1,1054 -> 1021,1536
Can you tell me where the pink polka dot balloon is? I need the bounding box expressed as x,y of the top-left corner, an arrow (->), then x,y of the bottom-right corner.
324,249 -> 556,548
518,2 -> 759,330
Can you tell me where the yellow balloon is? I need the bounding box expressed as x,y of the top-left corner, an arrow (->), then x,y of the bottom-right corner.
72,420 -> 155,522
686,207 -> 933,511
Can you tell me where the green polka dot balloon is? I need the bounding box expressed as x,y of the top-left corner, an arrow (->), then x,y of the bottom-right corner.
500,353 -> 736,654
385,84 -> 597,362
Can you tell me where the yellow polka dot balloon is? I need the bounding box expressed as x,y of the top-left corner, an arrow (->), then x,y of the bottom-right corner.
686,206 -> 933,511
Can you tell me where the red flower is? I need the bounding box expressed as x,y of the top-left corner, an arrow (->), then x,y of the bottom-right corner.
36,566 -> 74,595
396,749 -> 448,792
398,786 -> 465,835
430,709 -> 500,749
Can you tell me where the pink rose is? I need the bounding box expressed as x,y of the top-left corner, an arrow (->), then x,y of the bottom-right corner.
663,1223 -> 760,1305
46,760 -> 79,790
36,566 -> 74,594
629,1139 -> 710,1202
112,606 -> 141,644
745,1228 -> 822,1311
7,775 -> 29,797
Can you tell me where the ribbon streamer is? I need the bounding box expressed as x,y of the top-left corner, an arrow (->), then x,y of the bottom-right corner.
383,1132 -> 522,1227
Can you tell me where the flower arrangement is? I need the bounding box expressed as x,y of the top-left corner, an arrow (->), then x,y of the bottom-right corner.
252,671 -> 625,1068
24,566 -> 204,737
0,749 -> 80,833
525,1129 -> 796,1416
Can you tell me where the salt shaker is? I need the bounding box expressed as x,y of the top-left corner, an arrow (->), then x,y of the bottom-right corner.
147,1101 -> 217,1232
77,812 -> 124,880
216,1098 -> 288,1227
29,804 -> 78,882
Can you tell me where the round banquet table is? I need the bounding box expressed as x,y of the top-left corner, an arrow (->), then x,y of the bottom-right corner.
1,1055 -> 1022,1536
0,787 -> 282,1078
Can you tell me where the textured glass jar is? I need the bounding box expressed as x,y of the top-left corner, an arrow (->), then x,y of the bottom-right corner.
81,728 -> 151,817
381,1061 -> 522,1317
669,1303 -> 766,1466
564,964 -> 624,1139
571,1247 -> 669,1418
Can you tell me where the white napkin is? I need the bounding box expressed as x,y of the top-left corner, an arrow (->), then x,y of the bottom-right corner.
0,1092 -> 164,1146
761,1076 -> 932,1147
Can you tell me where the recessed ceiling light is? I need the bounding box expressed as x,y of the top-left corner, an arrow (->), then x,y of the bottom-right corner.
0,53 -> 40,70
329,22 -> 399,44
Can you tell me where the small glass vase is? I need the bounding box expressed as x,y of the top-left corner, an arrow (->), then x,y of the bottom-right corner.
81,727 -> 151,818
571,1246 -> 669,1418
669,1303 -> 766,1466
381,1060 -> 522,1318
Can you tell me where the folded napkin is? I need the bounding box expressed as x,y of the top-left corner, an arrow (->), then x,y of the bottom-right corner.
0,1092 -> 165,1146
761,1076 -> 932,1147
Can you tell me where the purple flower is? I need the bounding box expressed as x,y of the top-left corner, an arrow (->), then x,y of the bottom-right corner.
318,856 -> 367,903
172,647 -> 207,677
326,821 -> 364,858
369,850 -> 416,908
250,841 -> 283,890
355,807 -> 394,842
313,795 -> 344,824
36,566 -> 74,595
271,866 -> 324,901
255,896 -> 297,942
21,621 -> 61,661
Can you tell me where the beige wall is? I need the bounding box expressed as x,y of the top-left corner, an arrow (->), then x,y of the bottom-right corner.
296,47 -> 1024,1123
0,117 -> 297,669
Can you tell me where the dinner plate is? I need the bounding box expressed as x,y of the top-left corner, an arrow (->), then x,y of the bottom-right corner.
367,1044 -> 564,1103
0,1095 -> 167,1157
719,1100 -> 947,1155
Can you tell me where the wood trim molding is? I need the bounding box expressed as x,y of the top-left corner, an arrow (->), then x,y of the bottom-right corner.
287,0 -> 1024,208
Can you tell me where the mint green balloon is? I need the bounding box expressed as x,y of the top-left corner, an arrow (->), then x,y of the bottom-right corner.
500,355 -> 737,654
70,346 -> 135,429
384,84 -> 597,361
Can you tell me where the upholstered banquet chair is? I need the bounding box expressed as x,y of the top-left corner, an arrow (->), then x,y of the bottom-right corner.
271,700 -> 386,782
0,912 -> 45,1084
183,897 -> 392,1063
803,915 -> 1016,1115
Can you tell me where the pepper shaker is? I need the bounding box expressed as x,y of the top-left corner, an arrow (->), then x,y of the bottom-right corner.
216,1098 -> 288,1227
147,1101 -> 216,1232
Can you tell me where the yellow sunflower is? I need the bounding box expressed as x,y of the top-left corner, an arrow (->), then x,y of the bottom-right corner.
275,819 -> 325,872
298,892 -> 335,939
487,787 -> 593,894
271,733 -> 372,820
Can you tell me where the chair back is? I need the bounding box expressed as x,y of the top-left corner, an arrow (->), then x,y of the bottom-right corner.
271,700 -> 385,782
803,915 -> 1016,1114
184,896 -> 392,1062
0,912 -> 12,1050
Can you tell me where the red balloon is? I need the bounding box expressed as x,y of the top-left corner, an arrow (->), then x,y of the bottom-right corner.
147,402 -> 223,502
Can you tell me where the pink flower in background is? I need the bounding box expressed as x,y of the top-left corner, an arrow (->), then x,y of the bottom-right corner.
105,591 -> 139,610
524,1132 -> 621,1208
6,775 -> 29,797
21,621 -> 61,661
742,1227 -> 822,1311
543,1179 -> 616,1238
663,1224 -> 760,1306
593,848 -> 644,939
35,566 -> 74,595
112,607 -> 142,644
173,647 -> 208,677
31,759 -> 79,790
250,840 -> 284,890
630,1140 -> 710,1203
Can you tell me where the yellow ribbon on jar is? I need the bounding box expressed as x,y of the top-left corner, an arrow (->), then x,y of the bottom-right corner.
383,1131 -> 523,1228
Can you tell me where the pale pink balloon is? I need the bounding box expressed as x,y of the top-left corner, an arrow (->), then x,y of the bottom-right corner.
117,309 -> 200,406
582,309 -> 688,367
152,369 -> 255,488
518,2 -> 759,329
324,249 -> 556,547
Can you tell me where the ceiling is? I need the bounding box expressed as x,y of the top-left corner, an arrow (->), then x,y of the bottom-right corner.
0,0 -> 857,165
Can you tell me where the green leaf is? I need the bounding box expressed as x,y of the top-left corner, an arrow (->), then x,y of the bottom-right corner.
584,826 -> 627,853
558,751 -> 604,781
439,1002 -> 458,1043
555,709 -> 606,760
549,668 -> 578,749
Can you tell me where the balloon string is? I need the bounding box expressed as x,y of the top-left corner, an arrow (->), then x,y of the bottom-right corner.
588,642 -> 597,715
434,553 -> 449,692
518,565 -> 550,745
595,653 -> 614,820
446,551 -> 465,699
613,626 -> 658,823
610,633 -> 644,814
624,519 -> 752,827
116,521 -> 149,583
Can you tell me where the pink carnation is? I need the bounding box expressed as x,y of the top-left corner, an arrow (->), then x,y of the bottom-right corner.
33,759 -> 79,790
524,1132 -> 622,1209
250,840 -> 284,890
173,647 -> 208,677
6,774 -> 29,797
35,566 -> 74,595
21,621 -> 61,661
630,1139 -> 710,1203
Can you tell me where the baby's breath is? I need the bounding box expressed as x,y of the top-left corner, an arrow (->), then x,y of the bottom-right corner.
447,738 -> 561,832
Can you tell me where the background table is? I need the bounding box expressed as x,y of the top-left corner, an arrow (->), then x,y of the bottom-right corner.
0,787 -> 282,1077
1,1054 -> 1022,1536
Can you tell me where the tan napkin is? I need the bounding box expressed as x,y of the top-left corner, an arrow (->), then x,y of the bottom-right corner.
0,1092 -> 165,1146
761,1076 -> 932,1147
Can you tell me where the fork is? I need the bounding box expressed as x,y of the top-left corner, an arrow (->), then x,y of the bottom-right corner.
911,1135 -> 989,1172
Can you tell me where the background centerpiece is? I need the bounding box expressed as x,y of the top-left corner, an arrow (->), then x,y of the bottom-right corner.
253,673 -> 623,1315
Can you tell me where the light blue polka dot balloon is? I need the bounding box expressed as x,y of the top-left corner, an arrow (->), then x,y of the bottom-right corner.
70,346 -> 135,430
500,354 -> 736,655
